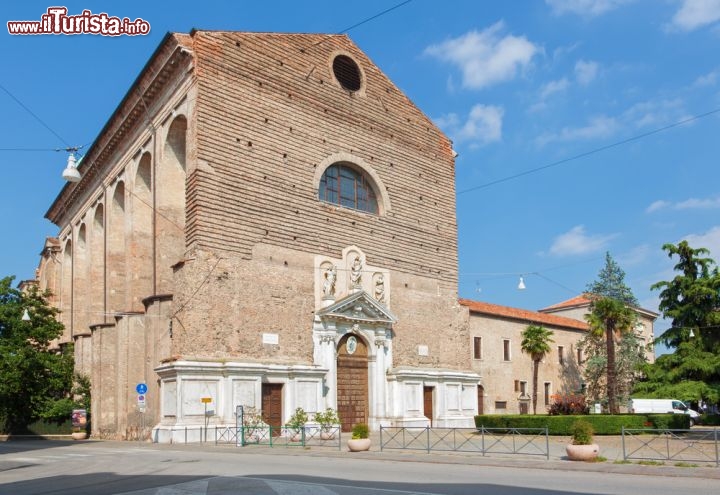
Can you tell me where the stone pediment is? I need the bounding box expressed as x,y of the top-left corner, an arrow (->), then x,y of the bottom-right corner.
317,290 -> 396,325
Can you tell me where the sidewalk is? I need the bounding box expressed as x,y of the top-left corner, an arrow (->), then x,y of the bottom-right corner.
186,431 -> 720,480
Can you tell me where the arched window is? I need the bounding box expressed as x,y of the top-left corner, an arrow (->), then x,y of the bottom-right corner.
319,164 -> 378,214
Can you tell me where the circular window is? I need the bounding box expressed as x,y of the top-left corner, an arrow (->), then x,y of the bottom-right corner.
332,55 -> 362,92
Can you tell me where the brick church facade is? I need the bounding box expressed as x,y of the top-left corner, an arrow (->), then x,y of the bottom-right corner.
37,31 -> 480,441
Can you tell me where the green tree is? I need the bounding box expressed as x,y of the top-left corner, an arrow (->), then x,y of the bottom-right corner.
579,326 -> 645,408
634,242 -> 720,405
585,253 -> 639,414
521,325 -> 554,415
0,276 -> 74,432
651,241 -> 720,351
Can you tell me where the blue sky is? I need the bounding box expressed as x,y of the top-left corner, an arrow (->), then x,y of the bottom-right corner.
2,1 -> 719,351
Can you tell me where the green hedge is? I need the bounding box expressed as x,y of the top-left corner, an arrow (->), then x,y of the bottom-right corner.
474,413 -> 690,434
700,414 -> 720,426
1,419 -> 73,435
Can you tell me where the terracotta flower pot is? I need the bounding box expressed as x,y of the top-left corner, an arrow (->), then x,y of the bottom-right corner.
320,430 -> 336,440
566,443 -> 599,461
347,438 -> 371,451
71,431 -> 88,440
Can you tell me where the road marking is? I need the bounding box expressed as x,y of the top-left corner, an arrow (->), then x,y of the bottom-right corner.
266,479 -> 339,495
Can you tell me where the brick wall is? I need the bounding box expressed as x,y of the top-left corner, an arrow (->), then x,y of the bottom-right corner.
169,32 -> 466,370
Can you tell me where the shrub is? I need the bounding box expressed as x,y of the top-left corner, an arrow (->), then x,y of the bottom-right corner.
570,420 -> 594,445
547,393 -> 589,415
700,414 -> 720,426
474,413 -> 656,435
351,423 -> 369,439
314,408 -> 340,429
646,414 -> 690,430
285,407 -> 308,433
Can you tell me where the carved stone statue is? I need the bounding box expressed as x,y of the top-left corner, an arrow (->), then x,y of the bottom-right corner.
350,255 -> 363,287
374,273 -> 385,303
322,265 -> 336,298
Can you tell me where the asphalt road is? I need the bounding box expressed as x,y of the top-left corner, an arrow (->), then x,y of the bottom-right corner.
0,440 -> 718,495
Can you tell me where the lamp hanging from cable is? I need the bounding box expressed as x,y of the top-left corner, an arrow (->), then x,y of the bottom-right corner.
62,149 -> 81,182
22,308 -> 31,321
518,276 -> 526,290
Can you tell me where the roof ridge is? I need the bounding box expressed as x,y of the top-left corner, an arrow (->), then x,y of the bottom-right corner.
459,298 -> 588,331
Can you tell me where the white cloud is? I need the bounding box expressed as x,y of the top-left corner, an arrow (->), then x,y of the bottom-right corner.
535,115 -> 617,145
670,0 -> 720,32
433,113 -> 460,129
683,225 -> 720,259
435,104 -> 504,147
549,225 -> 618,256
617,244 -> 652,266
424,22 -> 539,90
693,69 -> 718,87
677,197 -> 720,209
622,98 -> 686,128
646,200 -> 671,213
539,78 -> 570,99
646,196 -> 720,212
546,0 -> 633,16
575,59 -> 599,85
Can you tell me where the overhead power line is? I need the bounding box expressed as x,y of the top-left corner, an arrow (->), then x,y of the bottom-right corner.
457,107 -> 720,195
310,0 -> 413,48
0,81 -> 72,148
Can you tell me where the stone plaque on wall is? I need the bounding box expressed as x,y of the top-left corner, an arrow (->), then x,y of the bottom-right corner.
233,379 -> 256,410
182,380 -> 219,416
163,380 -> 177,417
404,382 -> 421,413
296,380 -> 318,412
446,384 -> 460,411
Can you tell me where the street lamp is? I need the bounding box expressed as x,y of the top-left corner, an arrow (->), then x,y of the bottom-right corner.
62,150 -> 81,182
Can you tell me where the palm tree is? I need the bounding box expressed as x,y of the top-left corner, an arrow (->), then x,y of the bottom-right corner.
521,325 -> 554,415
585,296 -> 636,414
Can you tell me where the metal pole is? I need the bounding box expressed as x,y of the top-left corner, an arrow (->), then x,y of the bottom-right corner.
380,426 -> 383,452
621,427 -> 626,461
481,426 -> 486,456
715,427 -> 718,467
427,426 -> 430,454
545,427 -> 549,460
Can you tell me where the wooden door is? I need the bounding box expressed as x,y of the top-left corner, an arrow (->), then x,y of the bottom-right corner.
337,334 -> 368,432
477,385 -> 485,415
261,383 -> 283,436
423,386 -> 434,425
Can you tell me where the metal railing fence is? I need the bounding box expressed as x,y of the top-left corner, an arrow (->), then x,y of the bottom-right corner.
622,427 -> 719,466
380,426 -> 549,459
166,424 -> 343,450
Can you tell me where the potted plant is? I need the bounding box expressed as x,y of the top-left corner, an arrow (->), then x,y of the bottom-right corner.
566,420 -> 599,461
347,423 -> 371,451
71,408 -> 88,440
241,407 -> 266,444
314,408 -> 341,440
285,407 -> 308,442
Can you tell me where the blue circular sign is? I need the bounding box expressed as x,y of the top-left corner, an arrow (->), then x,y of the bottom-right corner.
136,383 -> 148,394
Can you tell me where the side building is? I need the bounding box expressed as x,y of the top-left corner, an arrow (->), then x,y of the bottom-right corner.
461,299 -> 589,415
36,30 -> 479,442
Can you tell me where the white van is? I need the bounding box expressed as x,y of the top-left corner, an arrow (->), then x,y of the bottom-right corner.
627,398 -> 700,426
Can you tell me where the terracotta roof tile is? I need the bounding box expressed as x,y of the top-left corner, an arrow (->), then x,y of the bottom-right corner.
540,294 -> 591,311
459,298 -> 588,331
